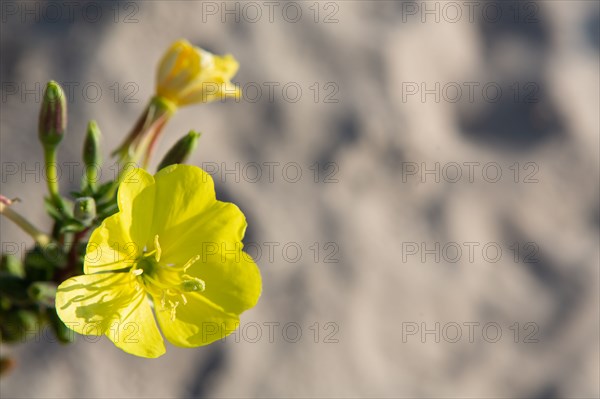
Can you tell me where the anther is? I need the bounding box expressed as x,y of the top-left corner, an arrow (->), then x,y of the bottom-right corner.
180,276 -> 206,292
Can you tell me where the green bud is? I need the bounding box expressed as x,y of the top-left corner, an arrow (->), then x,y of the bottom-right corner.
73,197 -> 96,225
0,254 -> 24,278
157,130 -> 201,171
83,121 -> 102,190
39,81 -> 67,147
84,121 -> 102,169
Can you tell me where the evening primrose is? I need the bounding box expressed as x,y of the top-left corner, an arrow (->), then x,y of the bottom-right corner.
156,39 -> 241,106
55,165 -> 261,358
114,40 -> 240,167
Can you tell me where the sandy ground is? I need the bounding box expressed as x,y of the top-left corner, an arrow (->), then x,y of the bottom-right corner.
1,1 -> 599,398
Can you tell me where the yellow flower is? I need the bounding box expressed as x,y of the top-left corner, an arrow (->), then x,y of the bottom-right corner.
113,40 -> 241,166
55,165 -> 261,358
156,39 -> 241,107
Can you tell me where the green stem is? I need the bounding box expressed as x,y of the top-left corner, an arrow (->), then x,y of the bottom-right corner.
106,96 -> 176,199
112,96 -> 176,166
0,202 -> 50,246
44,146 -> 64,211
85,165 -> 98,191
56,227 -> 89,283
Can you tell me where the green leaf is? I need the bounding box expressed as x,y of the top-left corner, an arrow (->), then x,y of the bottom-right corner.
59,219 -> 86,234
95,181 -> 115,198
44,197 -> 63,221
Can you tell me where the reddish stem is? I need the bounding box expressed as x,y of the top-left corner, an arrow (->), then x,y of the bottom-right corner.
54,227 -> 89,283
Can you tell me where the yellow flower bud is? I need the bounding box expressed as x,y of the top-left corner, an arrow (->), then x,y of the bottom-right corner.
156,39 -> 241,106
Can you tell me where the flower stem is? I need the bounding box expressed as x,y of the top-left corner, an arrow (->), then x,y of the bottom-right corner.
112,96 -> 176,167
137,96 -> 176,168
56,227 -> 89,283
44,146 -> 60,201
0,201 -> 50,246
103,96 -> 175,200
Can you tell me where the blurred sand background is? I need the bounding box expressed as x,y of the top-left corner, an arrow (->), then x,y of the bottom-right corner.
1,1 -> 599,398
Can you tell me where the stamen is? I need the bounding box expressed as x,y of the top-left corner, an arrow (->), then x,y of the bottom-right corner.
180,276 -> 206,292
137,247 -> 205,321
160,254 -> 201,273
170,302 -> 178,321
153,235 -> 161,262
144,274 -> 173,291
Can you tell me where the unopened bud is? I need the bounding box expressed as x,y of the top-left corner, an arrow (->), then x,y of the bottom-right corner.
83,121 -> 102,189
39,81 -> 67,147
157,130 -> 201,171
84,120 -> 102,168
73,197 -> 96,225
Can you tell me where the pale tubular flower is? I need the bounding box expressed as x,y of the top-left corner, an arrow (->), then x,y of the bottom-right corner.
156,39 -> 241,106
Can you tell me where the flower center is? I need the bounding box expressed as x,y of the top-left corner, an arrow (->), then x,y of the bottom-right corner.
131,235 -> 205,320
136,257 -> 158,277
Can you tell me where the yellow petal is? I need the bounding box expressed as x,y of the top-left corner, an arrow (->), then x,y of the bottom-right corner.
154,292 -> 240,347
156,39 -> 240,106
117,167 -> 156,249
178,81 -> 241,106
213,53 -> 239,80
56,273 -> 166,358
188,250 -> 262,315
159,200 -> 247,265
84,213 -> 137,274
151,165 -> 217,236
177,54 -> 240,105
156,40 -> 188,91
156,40 -> 201,103
158,208 -> 261,314
85,167 -> 154,273
107,290 -> 166,358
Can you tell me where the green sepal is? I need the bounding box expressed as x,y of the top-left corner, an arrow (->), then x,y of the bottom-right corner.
44,196 -> 73,221
44,197 -> 63,221
95,181 -> 116,198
